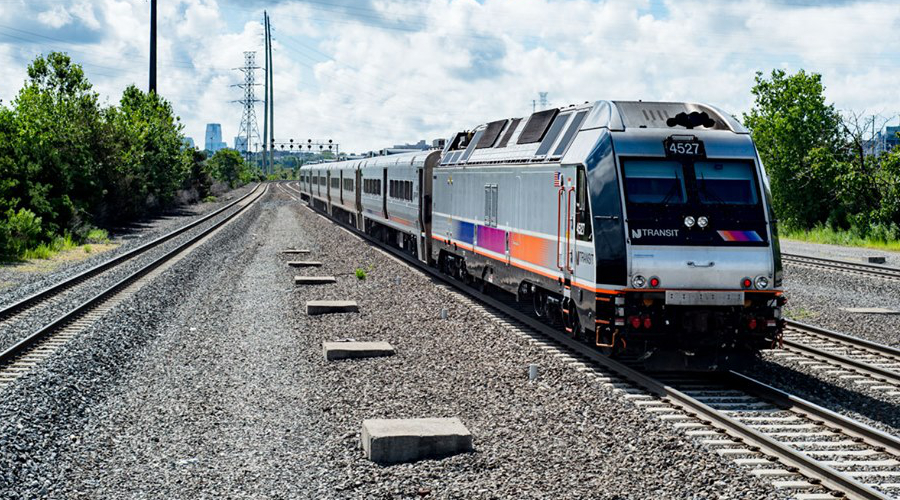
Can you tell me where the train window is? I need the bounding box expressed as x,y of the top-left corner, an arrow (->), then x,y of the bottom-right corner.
694,161 -> 759,205
622,161 -> 686,204
576,167 -> 593,241
405,181 -> 412,201
552,110 -> 589,157
331,177 -> 339,189
343,178 -> 354,191
496,118 -> 521,148
535,113 -> 572,156
517,108 -> 559,144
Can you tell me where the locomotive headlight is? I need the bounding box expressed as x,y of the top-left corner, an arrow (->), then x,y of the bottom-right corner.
684,216 -> 696,228
632,275 -> 647,288
697,216 -> 709,228
755,276 -> 770,290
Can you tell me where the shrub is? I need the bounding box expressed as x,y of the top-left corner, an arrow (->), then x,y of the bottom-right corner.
355,268 -> 367,280
0,208 -> 44,257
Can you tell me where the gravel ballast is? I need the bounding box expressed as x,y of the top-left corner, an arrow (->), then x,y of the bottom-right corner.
0,183 -> 256,308
0,188 -> 783,498
780,240 -> 900,349
0,187 -> 260,354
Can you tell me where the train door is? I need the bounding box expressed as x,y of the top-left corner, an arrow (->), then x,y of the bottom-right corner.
556,171 -> 575,280
355,164 -> 363,229
382,168 -> 389,219
417,152 -> 438,264
339,170 -> 344,206
558,167 -> 577,333
326,170 -> 332,213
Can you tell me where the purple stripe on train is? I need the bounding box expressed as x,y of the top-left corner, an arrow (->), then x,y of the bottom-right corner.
477,225 -> 506,254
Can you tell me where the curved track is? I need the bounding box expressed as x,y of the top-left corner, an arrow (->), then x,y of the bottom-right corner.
775,320 -> 900,397
0,184 -> 267,389
287,185 -> 900,499
783,253 -> 900,282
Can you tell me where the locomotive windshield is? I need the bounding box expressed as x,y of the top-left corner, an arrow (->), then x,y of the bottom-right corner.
694,161 -> 759,205
620,158 -> 768,247
623,161 -> 686,204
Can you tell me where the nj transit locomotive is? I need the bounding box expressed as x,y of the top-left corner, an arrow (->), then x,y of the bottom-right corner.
298,100 -> 785,370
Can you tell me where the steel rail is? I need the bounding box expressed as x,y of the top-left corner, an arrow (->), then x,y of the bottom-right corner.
0,185 -> 267,368
0,184 -> 262,321
301,202 -> 892,500
783,253 -> 900,280
781,320 -> 900,386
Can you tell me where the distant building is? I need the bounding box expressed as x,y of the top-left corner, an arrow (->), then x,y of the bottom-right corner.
864,125 -> 900,156
183,137 -> 195,149
205,124 -> 227,153
391,139 -> 430,151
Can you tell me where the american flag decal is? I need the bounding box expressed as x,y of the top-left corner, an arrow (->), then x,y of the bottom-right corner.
553,172 -> 563,187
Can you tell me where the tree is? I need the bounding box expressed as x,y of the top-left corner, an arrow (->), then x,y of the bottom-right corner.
208,149 -> 250,188
743,69 -> 845,229
101,85 -> 188,221
8,52 -> 106,236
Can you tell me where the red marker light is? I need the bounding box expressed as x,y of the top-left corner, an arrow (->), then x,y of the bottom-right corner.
642,316 -> 652,329
742,278 -> 752,289
629,316 -> 641,329
649,277 -> 660,288
748,318 -> 758,330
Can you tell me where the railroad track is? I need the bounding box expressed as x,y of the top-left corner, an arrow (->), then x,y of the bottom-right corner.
0,184 -> 267,390
783,253 -> 900,282
773,320 -> 900,398
292,191 -> 900,499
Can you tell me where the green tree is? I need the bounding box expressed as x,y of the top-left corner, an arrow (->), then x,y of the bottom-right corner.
8,52 -> 106,235
101,85 -> 188,221
743,69 -> 845,229
208,149 -> 250,188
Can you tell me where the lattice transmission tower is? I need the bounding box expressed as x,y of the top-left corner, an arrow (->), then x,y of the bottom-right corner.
232,51 -> 262,162
539,91 -> 549,110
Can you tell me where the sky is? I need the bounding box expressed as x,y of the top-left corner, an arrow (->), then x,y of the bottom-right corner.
0,0 -> 898,153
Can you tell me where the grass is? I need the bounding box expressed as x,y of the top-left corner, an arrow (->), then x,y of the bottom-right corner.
85,228 -> 110,244
782,226 -> 900,252
20,234 -> 78,260
355,268 -> 367,280
202,195 -> 218,203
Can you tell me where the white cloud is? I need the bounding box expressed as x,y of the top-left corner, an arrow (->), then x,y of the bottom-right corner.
1,0 -> 898,152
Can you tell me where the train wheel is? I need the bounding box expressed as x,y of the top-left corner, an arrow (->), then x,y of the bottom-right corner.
533,290 -> 547,318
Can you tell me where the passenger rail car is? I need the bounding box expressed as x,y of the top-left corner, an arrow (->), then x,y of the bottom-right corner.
299,100 -> 785,370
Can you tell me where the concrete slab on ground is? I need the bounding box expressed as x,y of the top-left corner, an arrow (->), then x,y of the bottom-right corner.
287,261 -> 322,268
282,249 -> 311,255
295,276 -> 336,285
306,300 -> 359,315
323,341 -> 395,361
361,417 -> 473,464
841,307 -> 900,315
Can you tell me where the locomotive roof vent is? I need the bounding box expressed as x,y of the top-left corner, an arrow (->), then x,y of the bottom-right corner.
613,101 -> 730,131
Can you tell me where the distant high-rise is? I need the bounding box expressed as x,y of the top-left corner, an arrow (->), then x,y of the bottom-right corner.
183,137 -> 195,149
205,124 -> 227,152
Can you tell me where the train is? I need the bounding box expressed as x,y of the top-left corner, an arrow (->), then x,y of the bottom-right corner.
297,100 -> 785,370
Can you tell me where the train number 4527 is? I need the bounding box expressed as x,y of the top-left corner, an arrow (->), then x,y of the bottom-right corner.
664,137 -> 706,158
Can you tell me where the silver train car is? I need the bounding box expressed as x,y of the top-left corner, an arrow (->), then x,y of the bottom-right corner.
299,100 -> 785,369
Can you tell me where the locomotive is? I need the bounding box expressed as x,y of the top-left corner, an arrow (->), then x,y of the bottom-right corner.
298,100 -> 785,370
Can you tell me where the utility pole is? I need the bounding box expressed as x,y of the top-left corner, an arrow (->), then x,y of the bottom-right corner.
149,0 -> 157,93
262,12 -> 270,174
267,13 -> 275,173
